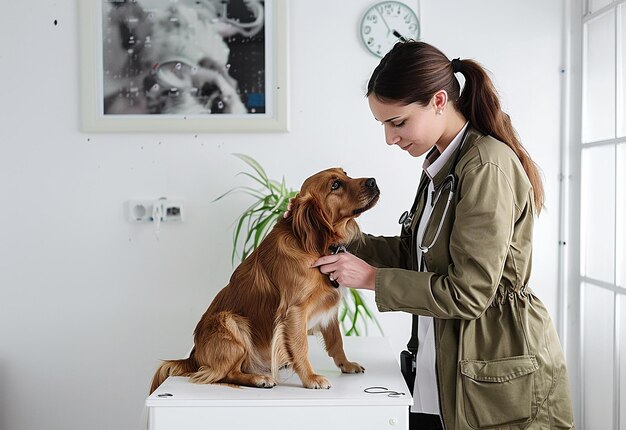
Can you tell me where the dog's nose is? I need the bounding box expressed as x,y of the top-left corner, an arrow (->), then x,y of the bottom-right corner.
365,178 -> 377,188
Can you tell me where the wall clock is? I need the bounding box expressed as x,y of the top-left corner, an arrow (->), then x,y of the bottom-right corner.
360,1 -> 420,58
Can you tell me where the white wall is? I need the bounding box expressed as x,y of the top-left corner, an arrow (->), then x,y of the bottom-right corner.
0,1 -> 563,429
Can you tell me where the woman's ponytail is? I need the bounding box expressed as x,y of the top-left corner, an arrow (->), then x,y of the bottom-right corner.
455,59 -> 545,213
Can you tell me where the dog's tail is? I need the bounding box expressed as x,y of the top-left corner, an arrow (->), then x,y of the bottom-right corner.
150,352 -> 198,394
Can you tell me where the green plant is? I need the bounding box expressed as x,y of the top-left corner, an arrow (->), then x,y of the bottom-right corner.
215,154 -> 383,336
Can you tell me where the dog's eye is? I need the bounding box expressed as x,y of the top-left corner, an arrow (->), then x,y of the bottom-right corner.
331,180 -> 341,191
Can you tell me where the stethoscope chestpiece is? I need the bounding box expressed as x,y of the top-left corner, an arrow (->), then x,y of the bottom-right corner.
398,211 -> 412,229
327,244 -> 347,288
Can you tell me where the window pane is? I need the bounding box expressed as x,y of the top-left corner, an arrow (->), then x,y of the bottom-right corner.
583,283 -> 615,430
590,0 -> 613,14
581,145 -> 616,283
620,5 -> 626,136
618,144 -> 626,287
589,0 -> 611,13
583,10 -> 616,143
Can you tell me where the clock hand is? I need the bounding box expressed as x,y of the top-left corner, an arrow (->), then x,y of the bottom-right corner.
376,8 -> 392,36
392,29 -> 407,42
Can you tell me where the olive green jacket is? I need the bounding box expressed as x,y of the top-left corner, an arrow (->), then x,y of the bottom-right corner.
352,128 -> 575,429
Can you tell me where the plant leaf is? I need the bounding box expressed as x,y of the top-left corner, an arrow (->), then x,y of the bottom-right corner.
233,154 -> 274,193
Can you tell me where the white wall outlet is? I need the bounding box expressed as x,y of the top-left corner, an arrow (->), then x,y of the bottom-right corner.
128,200 -> 152,223
127,199 -> 184,223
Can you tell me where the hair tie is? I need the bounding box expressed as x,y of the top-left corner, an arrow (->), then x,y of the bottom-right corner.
451,58 -> 462,74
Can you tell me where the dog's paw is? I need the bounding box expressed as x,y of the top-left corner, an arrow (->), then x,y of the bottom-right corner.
254,375 -> 277,388
302,374 -> 331,389
338,361 -> 365,374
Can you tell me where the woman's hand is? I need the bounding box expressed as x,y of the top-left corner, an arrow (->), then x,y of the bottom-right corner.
312,252 -> 377,291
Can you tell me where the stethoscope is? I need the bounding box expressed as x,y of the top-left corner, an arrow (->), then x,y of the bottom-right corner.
398,128 -> 470,254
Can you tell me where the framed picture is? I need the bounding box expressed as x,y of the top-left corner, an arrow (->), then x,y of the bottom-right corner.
79,0 -> 288,133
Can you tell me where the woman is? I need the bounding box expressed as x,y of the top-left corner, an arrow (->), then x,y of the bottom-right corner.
313,41 -> 575,429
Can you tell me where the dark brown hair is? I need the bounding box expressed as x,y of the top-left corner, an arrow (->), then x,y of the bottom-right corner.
367,41 -> 544,213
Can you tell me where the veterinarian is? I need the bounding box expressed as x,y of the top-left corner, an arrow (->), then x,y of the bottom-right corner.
312,41 -> 575,429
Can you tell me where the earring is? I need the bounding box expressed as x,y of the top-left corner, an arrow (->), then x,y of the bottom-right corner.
436,109 -> 443,115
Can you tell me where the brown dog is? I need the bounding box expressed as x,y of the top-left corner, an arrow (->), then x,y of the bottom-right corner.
150,168 -> 380,392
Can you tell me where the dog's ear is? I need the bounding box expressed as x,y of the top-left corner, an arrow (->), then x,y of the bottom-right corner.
290,194 -> 334,254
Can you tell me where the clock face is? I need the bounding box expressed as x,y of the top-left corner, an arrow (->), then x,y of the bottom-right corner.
360,1 -> 420,58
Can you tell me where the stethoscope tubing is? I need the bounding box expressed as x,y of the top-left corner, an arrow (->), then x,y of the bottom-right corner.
418,187 -> 455,254
400,127 -> 470,255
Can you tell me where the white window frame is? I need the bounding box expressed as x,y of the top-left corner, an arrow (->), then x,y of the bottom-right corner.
563,0 -> 626,428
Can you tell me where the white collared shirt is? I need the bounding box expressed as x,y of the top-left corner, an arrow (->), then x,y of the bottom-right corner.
411,122 -> 469,415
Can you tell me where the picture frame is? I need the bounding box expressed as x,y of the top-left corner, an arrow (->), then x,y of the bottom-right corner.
79,0 -> 288,133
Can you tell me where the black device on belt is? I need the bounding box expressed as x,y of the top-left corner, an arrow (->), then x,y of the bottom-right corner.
400,315 -> 419,393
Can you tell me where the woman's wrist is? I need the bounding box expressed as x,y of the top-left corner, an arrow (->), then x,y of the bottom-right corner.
368,267 -> 378,291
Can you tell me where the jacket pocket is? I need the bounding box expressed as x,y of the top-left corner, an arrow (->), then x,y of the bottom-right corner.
460,355 -> 538,429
